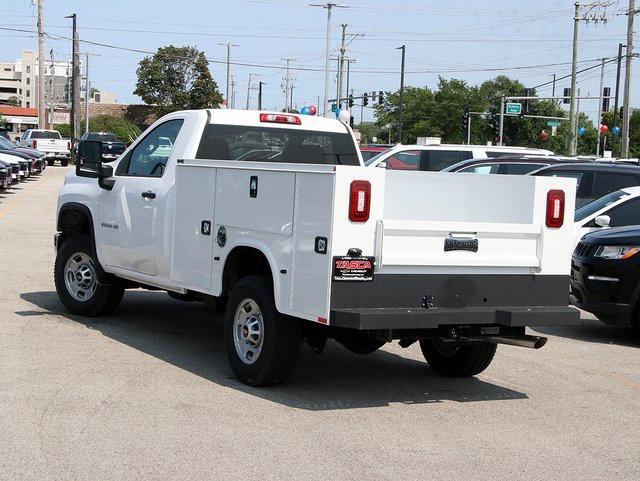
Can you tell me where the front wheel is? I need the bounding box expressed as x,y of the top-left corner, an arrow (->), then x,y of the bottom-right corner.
54,236 -> 124,316
419,339 -> 497,377
47,159 -> 54,166
224,276 -> 301,386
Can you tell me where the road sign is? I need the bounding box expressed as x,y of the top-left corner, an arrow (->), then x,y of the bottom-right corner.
331,103 -> 337,112
546,120 -> 562,127
505,102 -> 522,115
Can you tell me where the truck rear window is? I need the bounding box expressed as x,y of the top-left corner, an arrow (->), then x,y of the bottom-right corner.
30,131 -> 61,139
196,124 -> 359,166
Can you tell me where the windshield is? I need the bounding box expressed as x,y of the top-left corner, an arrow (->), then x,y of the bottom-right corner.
30,130 -> 61,139
88,133 -> 118,142
365,148 -> 393,166
574,190 -> 628,222
196,124 -> 360,166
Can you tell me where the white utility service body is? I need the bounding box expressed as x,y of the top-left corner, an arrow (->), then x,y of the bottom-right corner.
55,109 -> 580,385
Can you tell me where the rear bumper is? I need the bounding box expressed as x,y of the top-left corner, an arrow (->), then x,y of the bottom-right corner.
329,273 -> 578,330
330,305 -> 579,330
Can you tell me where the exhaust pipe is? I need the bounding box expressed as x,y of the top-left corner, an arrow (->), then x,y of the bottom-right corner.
486,335 -> 547,349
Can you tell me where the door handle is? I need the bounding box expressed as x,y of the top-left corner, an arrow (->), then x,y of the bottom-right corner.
141,191 -> 156,200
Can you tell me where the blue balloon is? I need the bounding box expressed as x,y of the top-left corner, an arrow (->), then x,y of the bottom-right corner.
335,107 -> 341,118
612,126 -> 621,135
300,107 -> 311,115
578,127 -> 586,137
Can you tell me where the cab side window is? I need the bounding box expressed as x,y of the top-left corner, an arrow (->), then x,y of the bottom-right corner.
459,163 -> 498,174
122,119 -> 184,177
385,150 -> 421,170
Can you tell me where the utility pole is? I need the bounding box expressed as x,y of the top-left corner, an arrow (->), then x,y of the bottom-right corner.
37,0 -> 46,129
230,76 -> 236,109
596,58 -> 605,156
48,49 -> 55,129
337,23 -> 347,109
552,74 -> 557,98
258,81 -> 265,110
568,2 -> 613,155
345,58 -> 353,104
84,52 -> 91,134
499,96 -> 505,145
218,43 -> 238,109
397,44 -> 406,143
621,0 -> 636,158
245,73 -> 260,110
612,42 -> 624,157
310,3 -> 348,117
282,58 -> 293,112
65,14 -> 80,140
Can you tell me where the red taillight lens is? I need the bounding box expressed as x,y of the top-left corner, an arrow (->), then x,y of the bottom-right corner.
349,180 -> 371,222
31,140 -> 37,149
259,113 -> 301,125
546,189 -> 565,228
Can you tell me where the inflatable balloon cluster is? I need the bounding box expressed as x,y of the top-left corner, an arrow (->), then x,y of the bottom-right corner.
300,105 -> 317,116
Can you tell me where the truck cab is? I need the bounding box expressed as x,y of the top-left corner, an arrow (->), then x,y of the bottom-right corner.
55,109 -> 579,386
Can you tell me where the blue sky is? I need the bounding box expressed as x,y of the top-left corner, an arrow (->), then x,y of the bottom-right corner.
1,0 -> 637,123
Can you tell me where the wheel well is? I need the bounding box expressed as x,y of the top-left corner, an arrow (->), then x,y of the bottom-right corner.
222,246 -> 273,297
57,207 -> 93,251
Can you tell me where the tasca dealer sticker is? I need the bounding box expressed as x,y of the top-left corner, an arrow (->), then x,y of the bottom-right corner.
333,256 -> 375,281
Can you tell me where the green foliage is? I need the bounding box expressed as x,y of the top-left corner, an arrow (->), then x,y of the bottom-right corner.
0,115 -> 6,128
81,115 -> 141,143
6,96 -> 19,107
55,123 -> 71,138
374,75 -> 594,155
134,45 -> 223,116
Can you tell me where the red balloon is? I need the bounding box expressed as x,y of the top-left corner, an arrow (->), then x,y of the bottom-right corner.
309,105 -> 317,115
600,124 -> 609,133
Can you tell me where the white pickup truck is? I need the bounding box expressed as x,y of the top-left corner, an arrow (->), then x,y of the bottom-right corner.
55,109 -> 579,386
19,129 -> 71,166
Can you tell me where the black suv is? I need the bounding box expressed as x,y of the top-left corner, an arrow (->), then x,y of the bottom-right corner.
531,162 -> 640,208
570,226 -> 640,330
74,132 -> 127,163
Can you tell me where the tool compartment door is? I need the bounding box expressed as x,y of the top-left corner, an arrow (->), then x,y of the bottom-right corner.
171,164 -> 217,291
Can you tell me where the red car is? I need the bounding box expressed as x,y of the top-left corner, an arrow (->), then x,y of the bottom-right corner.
359,144 -> 392,162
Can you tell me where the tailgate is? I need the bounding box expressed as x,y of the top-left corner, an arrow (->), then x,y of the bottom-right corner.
376,170 -> 576,273
38,139 -> 67,152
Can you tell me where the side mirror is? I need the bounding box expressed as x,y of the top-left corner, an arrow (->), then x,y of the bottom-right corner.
76,140 -> 102,178
594,215 -> 611,228
378,161 -> 387,169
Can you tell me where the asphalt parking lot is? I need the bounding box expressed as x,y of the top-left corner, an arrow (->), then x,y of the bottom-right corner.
1,166 -> 640,480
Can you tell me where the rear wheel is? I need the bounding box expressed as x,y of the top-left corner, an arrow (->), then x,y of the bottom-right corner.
54,235 -> 124,316
60,158 -> 69,167
224,276 -> 300,386
47,159 -> 54,166
419,338 -> 497,377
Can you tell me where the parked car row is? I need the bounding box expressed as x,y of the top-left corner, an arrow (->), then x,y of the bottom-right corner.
0,135 -> 50,189
18,129 -> 71,166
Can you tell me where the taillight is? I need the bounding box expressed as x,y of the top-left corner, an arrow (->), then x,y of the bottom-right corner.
31,140 -> 37,149
349,180 -> 371,222
68,141 -> 71,150
546,190 -> 565,228
259,113 -> 301,125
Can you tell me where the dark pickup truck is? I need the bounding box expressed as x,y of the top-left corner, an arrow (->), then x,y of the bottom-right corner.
74,132 -> 127,163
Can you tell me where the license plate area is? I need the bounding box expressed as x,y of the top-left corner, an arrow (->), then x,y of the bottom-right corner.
333,256 -> 375,281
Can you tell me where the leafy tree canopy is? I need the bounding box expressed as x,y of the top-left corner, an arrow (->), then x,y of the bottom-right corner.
134,45 -> 223,116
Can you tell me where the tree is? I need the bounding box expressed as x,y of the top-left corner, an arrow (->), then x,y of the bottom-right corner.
6,96 -> 19,107
134,45 -> 223,116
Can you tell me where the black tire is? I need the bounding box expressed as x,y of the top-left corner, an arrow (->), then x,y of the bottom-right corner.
224,276 -> 301,386
419,339 -> 497,377
60,158 -> 69,167
47,159 -> 54,166
54,235 -> 124,317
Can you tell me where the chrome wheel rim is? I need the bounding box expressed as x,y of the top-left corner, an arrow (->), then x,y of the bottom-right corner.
64,252 -> 97,302
233,298 -> 264,364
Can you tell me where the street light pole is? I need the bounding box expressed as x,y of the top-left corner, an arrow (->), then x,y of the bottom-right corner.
397,44 -> 405,143
218,43 -> 238,108
310,3 -> 347,117
596,58 -> 605,156
84,52 -> 89,134
612,42 -> 624,157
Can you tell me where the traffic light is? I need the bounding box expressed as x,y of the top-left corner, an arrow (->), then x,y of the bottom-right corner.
620,106 -> 624,118
563,88 -> 571,104
348,95 -> 354,108
462,106 -> 469,130
349,115 -> 354,128
602,87 -> 611,112
378,91 -> 384,105
363,92 -> 368,106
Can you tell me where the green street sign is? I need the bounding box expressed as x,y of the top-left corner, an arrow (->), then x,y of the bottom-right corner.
331,103 -> 337,112
546,120 -> 562,127
506,102 -> 522,115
